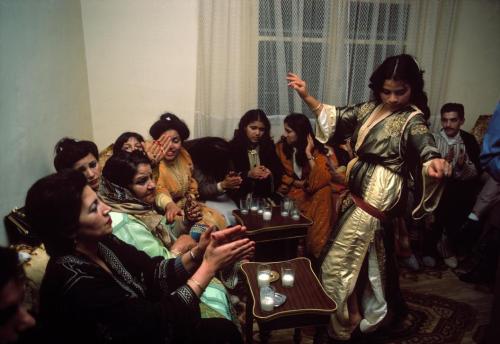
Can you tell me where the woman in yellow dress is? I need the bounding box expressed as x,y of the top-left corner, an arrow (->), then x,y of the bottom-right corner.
150,113 -> 227,236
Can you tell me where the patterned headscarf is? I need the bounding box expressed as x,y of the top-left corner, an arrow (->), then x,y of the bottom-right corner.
99,176 -> 173,248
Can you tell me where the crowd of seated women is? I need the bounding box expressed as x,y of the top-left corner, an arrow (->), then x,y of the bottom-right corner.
7,107 -> 349,343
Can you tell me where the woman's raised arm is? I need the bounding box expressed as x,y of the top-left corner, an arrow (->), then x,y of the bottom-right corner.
286,72 -> 323,116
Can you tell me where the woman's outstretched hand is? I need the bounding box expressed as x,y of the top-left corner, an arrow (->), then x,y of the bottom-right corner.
287,72 -> 309,99
427,158 -> 452,179
203,225 -> 255,272
165,202 -> 183,223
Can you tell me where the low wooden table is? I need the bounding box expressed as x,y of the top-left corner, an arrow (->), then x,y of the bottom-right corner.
240,257 -> 336,344
233,207 -> 313,261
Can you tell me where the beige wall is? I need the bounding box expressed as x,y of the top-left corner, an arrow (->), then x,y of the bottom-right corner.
443,0 -> 500,131
0,0 -> 92,245
80,0 -> 199,150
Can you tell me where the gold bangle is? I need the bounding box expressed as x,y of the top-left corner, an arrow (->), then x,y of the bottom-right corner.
188,278 -> 204,292
312,102 -> 322,112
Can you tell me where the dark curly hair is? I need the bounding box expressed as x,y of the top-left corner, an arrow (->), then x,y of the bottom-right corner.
369,54 -> 430,120
280,113 -> 327,167
112,132 -> 145,155
149,112 -> 190,141
53,138 -> 99,172
25,170 -> 88,257
229,109 -> 274,151
102,150 -> 151,189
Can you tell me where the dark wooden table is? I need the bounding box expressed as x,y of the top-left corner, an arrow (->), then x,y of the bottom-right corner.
233,207 -> 313,261
240,257 -> 336,344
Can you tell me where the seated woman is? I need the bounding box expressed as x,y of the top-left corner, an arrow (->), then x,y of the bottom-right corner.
100,150 -> 236,321
186,137 -> 242,225
25,169 -> 253,344
150,113 -> 227,233
228,109 -> 283,204
275,113 -> 339,259
53,137 -> 101,191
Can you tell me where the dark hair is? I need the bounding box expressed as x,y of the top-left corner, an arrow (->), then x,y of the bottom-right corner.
187,137 -> 232,181
149,112 -> 190,141
230,109 -> 273,150
25,170 -> 88,257
369,54 -> 430,120
281,113 -> 327,167
440,103 -> 465,120
0,247 -> 24,291
54,138 -> 99,172
102,150 -> 151,189
112,132 -> 145,155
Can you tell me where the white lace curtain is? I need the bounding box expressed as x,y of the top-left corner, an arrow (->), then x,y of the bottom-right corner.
195,0 -> 457,139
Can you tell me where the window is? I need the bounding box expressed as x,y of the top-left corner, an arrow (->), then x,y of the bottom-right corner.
257,0 -> 412,116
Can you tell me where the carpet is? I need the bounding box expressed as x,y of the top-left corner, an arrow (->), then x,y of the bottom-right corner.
348,290 -> 477,344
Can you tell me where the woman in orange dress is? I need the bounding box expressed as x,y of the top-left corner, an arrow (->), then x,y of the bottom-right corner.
276,113 -> 341,259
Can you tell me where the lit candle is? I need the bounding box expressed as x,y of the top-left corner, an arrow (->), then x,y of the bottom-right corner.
260,295 -> 274,311
291,213 -> 300,220
257,272 -> 270,288
262,210 -> 272,221
250,205 -> 258,212
241,208 -> 249,215
282,273 -> 294,287
281,210 -> 289,217
257,208 -> 263,214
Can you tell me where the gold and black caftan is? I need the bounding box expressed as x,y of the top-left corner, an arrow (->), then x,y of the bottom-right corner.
315,101 -> 443,340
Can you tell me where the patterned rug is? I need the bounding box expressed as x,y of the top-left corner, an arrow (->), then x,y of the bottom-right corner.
348,290 -> 477,344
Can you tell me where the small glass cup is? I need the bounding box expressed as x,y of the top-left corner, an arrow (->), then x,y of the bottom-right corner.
257,264 -> 271,288
250,197 -> 260,212
281,262 -> 295,288
262,204 -> 272,221
260,286 -> 275,312
239,197 -> 250,215
280,197 -> 291,217
290,201 -> 300,220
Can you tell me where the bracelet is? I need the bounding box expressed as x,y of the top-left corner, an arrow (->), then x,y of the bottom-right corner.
189,248 -> 201,262
188,278 -> 204,292
311,102 -> 323,112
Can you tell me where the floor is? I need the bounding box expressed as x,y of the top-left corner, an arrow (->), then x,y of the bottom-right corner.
246,267 -> 494,343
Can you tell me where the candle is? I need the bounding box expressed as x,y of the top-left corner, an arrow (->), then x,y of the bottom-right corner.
260,296 -> 274,311
291,213 -> 300,220
257,272 -> 270,288
281,210 -> 289,217
282,273 -> 294,287
262,210 -> 272,221
250,205 -> 258,212
241,208 -> 249,215
257,208 -> 263,214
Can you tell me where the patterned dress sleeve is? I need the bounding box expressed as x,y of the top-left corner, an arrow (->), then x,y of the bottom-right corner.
305,152 -> 333,193
403,115 -> 445,219
155,160 -> 175,210
315,103 -> 364,144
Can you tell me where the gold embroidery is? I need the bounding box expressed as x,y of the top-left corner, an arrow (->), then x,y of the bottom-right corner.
358,102 -> 377,122
410,123 -> 429,136
379,115 -> 407,140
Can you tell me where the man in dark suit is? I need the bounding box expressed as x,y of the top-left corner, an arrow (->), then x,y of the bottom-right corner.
429,103 -> 481,268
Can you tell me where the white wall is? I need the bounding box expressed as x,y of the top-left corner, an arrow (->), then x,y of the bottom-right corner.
80,0 -> 199,150
443,0 -> 500,131
0,0 -> 92,245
